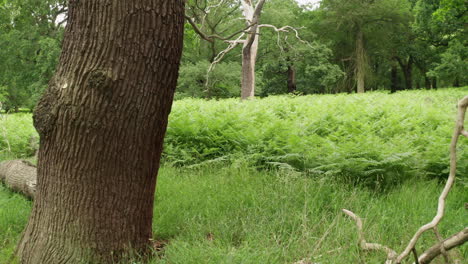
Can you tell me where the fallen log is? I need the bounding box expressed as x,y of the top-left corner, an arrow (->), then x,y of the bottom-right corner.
0,160 -> 37,198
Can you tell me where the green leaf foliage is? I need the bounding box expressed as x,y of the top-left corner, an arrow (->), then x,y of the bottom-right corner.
164,88 -> 468,189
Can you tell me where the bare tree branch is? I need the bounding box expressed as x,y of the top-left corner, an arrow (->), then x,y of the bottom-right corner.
205,32 -> 246,88
461,130 -> 468,138
417,228 -> 468,264
432,227 -> 450,263
396,96 -> 468,263
185,15 -> 255,43
258,24 -> 310,46
342,209 -> 397,264
342,97 -> 468,263
243,0 -> 266,50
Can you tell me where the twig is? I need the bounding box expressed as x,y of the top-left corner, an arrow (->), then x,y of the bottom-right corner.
342,209 -> 397,264
417,227 -> 468,264
396,96 -> 468,263
432,227 -> 450,263
205,33 -> 246,88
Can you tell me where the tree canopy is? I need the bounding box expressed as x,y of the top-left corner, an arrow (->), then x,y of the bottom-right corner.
0,0 -> 466,107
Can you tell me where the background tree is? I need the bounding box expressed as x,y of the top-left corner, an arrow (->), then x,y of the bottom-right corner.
0,0 -> 65,111
313,0 -> 412,93
16,1 -> 185,263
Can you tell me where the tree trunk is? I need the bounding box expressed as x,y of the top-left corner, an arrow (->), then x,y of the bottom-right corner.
241,27 -> 259,99
454,77 -> 460,87
390,61 -> 398,93
397,56 -> 413,90
355,28 -> 366,93
239,0 -> 265,100
425,75 -> 431,89
287,64 -> 297,93
16,1 -> 185,263
403,62 -> 413,90
432,77 -> 437,89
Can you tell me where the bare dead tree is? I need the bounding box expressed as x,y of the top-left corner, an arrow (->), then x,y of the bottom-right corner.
342,95 -> 468,264
186,0 -> 308,99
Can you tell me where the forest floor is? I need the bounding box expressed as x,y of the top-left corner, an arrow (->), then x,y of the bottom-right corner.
0,88 -> 467,263
1,167 -> 466,263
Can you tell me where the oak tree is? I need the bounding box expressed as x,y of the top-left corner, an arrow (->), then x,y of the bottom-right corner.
16,0 -> 185,263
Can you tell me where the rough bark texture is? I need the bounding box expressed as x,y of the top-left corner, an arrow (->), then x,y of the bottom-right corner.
355,28 -> 366,93
0,160 -> 36,199
16,1 -> 185,263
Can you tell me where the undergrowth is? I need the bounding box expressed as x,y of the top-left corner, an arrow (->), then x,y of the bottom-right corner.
0,88 -> 466,189
0,88 -> 466,263
165,88 -> 467,188
0,166 -> 466,263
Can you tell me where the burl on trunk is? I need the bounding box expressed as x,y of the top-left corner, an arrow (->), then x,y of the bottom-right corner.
16,1 -> 185,263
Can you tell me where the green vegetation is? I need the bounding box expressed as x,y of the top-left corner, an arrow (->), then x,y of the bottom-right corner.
1,0 -> 467,109
1,166 -> 466,263
0,89 -> 467,263
165,88 -> 467,188
0,113 -> 37,160
3,89 -> 466,188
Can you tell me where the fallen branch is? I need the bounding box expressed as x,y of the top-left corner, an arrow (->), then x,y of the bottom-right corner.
343,96 -> 468,264
0,160 -> 37,199
396,96 -> 468,263
418,228 -> 468,264
342,209 -> 397,264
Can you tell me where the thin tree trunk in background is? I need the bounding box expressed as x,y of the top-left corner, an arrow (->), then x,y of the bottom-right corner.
240,0 -> 266,100
16,1 -> 185,263
390,61 -> 398,93
453,77 -> 460,87
397,55 -> 413,90
287,64 -> 297,93
415,62 -> 431,89
355,28 -> 366,93
209,41 -> 216,63
432,77 -> 437,89
425,75 -> 431,89
404,61 -> 413,90
241,27 -> 259,99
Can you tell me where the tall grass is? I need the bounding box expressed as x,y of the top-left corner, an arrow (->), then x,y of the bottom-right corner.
0,88 -> 466,263
0,113 -> 37,159
1,166 -> 466,263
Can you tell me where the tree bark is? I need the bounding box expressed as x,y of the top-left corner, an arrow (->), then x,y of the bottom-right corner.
355,27 -> 366,93
287,64 -> 297,93
16,1 -> 185,263
390,61 -> 398,93
418,228 -> 468,264
240,0 -> 266,100
0,160 -> 36,199
241,27 -> 259,99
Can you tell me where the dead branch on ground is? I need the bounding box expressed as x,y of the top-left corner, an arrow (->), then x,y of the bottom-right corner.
342,96 -> 468,264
